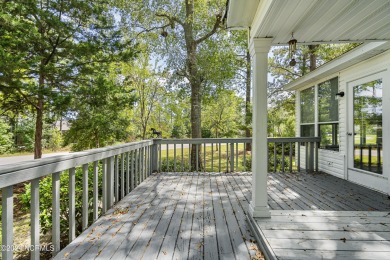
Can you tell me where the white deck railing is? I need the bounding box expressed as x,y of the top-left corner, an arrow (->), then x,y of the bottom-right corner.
152,137 -> 320,173
0,137 -> 319,259
0,140 -> 153,260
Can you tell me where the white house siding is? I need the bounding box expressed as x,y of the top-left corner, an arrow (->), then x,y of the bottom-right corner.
295,49 -> 390,194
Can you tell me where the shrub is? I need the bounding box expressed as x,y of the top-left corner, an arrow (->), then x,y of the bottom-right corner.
19,164 -> 103,246
161,158 -> 190,172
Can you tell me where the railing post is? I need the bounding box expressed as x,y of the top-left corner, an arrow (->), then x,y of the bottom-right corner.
2,185 -> 13,260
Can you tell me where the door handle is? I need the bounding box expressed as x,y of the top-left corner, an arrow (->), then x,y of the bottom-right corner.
347,132 -> 353,136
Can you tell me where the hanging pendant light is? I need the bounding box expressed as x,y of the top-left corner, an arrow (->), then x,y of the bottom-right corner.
288,33 -> 297,66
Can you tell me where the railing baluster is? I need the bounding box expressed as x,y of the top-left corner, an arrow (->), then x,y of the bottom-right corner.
166,144 -> 169,172
148,145 -> 151,177
236,142 -> 238,172
196,143 -> 199,172
181,143 -> 184,171
139,148 -> 142,182
282,142 -> 285,172
131,150 -> 134,191
377,144 -> 381,172
108,157 -> 114,207
211,143 -> 214,172
126,152 -> 130,194
82,164 -> 89,230
289,142 -> 293,172
159,144 -> 162,172
174,143 -> 177,172
69,167 -> 76,241
135,149 -> 139,186
188,145 -> 191,171
297,142 -> 301,172
305,142 -> 309,172
142,147 -> 146,181
273,143 -> 277,173
203,143 -> 206,172
115,155 -> 119,202
31,178 -> 40,260
2,185 -> 13,260
218,143 -> 221,172
243,143 -> 246,171
52,172 -> 61,256
230,143 -> 234,172
93,161 -> 99,221
315,141 -> 318,172
102,158 -> 107,213
226,143 -> 229,172
121,153 -> 125,199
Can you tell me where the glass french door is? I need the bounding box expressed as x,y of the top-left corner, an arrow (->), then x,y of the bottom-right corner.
347,72 -> 386,193
352,78 -> 383,174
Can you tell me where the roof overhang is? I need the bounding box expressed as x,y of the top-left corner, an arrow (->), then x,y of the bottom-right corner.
227,0 -> 390,45
226,0 -> 259,29
283,41 -> 390,91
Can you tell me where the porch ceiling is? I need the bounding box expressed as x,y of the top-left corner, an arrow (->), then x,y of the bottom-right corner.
227,0 -> 390,45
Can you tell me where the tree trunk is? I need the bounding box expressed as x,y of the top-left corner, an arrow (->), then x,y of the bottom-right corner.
308,45 -> 317,72
245,50 -> 252,152
34,93 -> 44,159
189,66 -> 203,171
34,27 -> 46,159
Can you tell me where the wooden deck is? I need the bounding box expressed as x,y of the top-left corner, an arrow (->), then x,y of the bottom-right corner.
55,172 -> 390,259
55,172 -> 262,260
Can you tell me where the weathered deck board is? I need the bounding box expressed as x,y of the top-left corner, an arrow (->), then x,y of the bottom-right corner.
56,171 -> 390,259
249,210 -> 390,260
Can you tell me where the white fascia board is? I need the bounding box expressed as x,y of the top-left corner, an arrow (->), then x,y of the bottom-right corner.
226,0 -> 260,29
283,41 -> 390,91
249,0 -> 274,40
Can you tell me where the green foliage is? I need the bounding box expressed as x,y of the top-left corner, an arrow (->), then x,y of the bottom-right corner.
13,117 -> 36,152
0,0 -> 137,157
162,158 -> 190,172
243,143 -> 297,172
19,164 -> 103,244
202,89 -> 244,138
0,117 -> 13,153
43,128 -> 64,151
64,76 -> 136,151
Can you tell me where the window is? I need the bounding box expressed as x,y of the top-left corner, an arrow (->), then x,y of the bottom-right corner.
318,77 -> 339,150
319,123 -> 339,150
299,77 -> 340,151
300,87 -> 315,124
318,77 -> 338,122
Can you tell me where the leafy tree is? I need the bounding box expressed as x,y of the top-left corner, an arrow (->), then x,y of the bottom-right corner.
120,0 -> 240,170
0,0 -> 136,158
202,89 -> 243,138
0,117 -> 13,153
121,58 -> 166,139
64,75 -> 136,151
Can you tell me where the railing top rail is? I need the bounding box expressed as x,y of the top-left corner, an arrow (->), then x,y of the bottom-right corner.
268,137 -> 321,143
155,137 -> 320,144
155,138 -> 252,144
0,140 -> 153,189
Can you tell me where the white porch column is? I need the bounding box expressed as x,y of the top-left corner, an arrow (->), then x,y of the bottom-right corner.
249,38 -> 272,218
